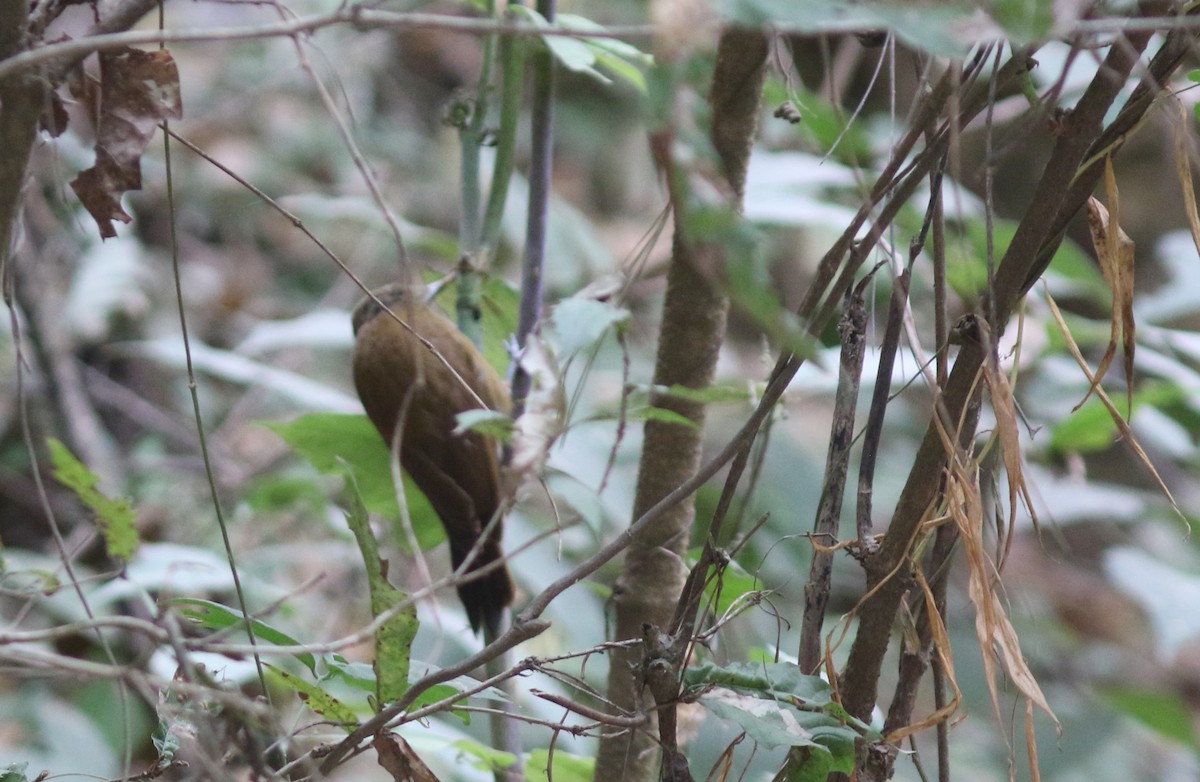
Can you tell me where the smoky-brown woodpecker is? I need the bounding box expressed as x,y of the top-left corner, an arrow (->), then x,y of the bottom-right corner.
351,283 -> 513,636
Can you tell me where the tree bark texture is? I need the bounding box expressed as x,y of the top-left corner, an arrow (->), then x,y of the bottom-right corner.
592,29 -> 769,782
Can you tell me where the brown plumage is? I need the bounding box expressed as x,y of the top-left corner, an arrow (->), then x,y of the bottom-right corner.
351,283 -> 513,636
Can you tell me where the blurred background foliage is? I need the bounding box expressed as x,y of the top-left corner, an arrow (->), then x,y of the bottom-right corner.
4,1 -> 1200,780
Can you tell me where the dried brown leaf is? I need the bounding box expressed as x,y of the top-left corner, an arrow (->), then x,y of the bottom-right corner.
983,360 -> 1036,565
1172,95 -> 1200,260
944,462 -> 1059,734
374,732 -> 441,782
1103,159 -> 1136,415
923,398 -> 1059,755
884,569 -> 962,744
1080,158 -> 1135,414
1043,288 -> 1187,528
1026,701 -> 1042,782
70,47 -> 182,239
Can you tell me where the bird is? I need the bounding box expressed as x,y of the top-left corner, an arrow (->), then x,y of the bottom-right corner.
351,283 -> 513,637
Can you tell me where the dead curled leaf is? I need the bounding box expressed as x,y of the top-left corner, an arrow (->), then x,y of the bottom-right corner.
70,47 -> 183,239
1079,157 -> 1135,414
374,732 -> 441,782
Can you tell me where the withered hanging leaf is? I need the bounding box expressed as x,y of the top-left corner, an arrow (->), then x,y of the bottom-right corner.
70,47 -> 182,239
71,149 -> 140,236
374,732 -> 441,782
1103,159 -> 1136,416
1172,95 -> 1200,260
982,359 -> 1035,563
942,460 -> 1060,738
1044,288 -> 1186,527
1080,160 -> 1135,415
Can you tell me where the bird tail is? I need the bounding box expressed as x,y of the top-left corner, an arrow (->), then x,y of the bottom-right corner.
450,536 -> 514,638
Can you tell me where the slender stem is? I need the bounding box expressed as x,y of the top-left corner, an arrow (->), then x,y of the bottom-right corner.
510,0 -> 555,416
458,0 -> 495,253
799,292 -> 866,674
855,269 -> 910,549
481,20 -> 525,251
164,127 -> 270,700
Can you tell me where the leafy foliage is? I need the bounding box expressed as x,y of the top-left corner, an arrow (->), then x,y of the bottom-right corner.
6,1 -> 1200,782
47,438 -> 138,562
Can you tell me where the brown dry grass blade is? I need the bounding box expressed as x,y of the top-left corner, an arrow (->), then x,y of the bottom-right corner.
883,569 -> 962,744
1044,288 -> 1187,527
1079,161 -> 1136,415
1026,701 -> 1042,782
1104,159 -> 1137,417
941,457 -> 1059,735
983,359 -> 1037,566
921,383 -> 1059,762
1172,95 -> 1200,258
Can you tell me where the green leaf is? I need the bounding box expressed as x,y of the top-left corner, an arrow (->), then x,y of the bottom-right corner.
557,15 -> 653,67
591,49 -> 647,92
650,383 -> 751,405
1,763 -> 30,782
551,298 -> 630,357
320,656 -> 501,724
264,413 -> 444,551
1049,384 -> 1184,454
988,0 -> 1054,45
321,654 -> 377,691
151,719 -> 181,764
720,0 -> 970,57
451,738 -> 517,773
761,79 -> 872,164
431,275 -> 518,376
703,559 -> 760,617
1103,687 -> 1199,748
454,409 -> 514,441
511,9 -> 654,91
47,438 -> 138,562
633,406 -> 699,429
409,660 -> 510,704
1048,397 -> 1117,453
269,665 -> 359,731
684,661 -> 875,746
779,732 -> 856,782
545,35 -> 611,83
945,217 -> 1105,306
697,688 -> 855,750
558,13 -> 653,91
686,662 -> 873,729
244,475 -> 325,513
684,661 -> 833,702
404,660 -> 509,724
171,597 -> 316,674
343,473 -> 417,706
525,748 -> 594,781
406,683 -> 464,719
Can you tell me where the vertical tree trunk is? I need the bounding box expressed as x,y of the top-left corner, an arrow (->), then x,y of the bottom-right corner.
0,0 -> 39,293
592,29 -> 768,782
